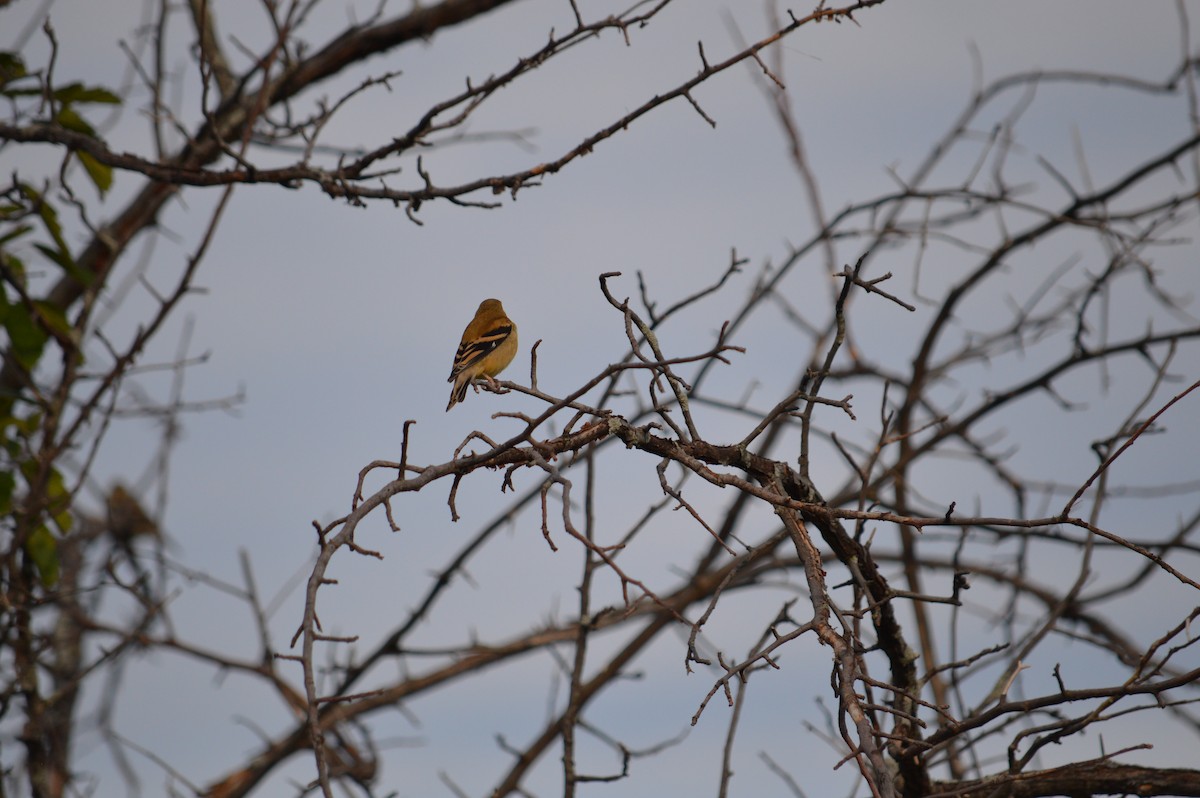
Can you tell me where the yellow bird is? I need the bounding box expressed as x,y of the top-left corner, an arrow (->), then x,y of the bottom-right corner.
446,298 -> 518,411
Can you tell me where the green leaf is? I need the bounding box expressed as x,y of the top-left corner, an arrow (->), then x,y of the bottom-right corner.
53,82 -> 121,105
32,245 -> 89,288
1,433 -> 19,459
0,223 -> 33,246
1,88 -> 43,99
0,52 -> 26,88
54,105 -> 96,137
76,150 -> 113,196
3,301 -> 48,371
52,509 -> 73,534
26,186 -> 69,254
25,525 -> 59,587
0,470 -> 14,516
16,460 -> 73,535
23,191 -> 91,287
0,256 -> 27,298
47,477 -> 73,535
12,410 -> 41,439
13,462 -> 74,538
33,301 -> 75,347
33,242 -> 72,270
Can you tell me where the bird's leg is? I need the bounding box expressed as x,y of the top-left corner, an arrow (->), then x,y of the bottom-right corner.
469,375 -> 498,395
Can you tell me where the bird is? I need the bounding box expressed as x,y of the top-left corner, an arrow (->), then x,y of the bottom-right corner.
446,298 -> 518,411
106,483 -> 160,543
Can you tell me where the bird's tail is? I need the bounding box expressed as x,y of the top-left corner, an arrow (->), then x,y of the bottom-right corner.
446,375 -> 469,411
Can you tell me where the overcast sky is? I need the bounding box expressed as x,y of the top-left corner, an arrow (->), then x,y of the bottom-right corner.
3,1 -> 1199,796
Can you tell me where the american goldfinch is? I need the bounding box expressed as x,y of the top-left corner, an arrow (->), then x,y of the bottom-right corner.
106,483 -> 160,542
446,298 -> 518,411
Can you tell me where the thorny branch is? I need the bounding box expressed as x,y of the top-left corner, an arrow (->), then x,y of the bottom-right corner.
2,4 -> 1199,798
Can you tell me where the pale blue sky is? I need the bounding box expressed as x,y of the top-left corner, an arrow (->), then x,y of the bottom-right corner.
3,1 -> 1199,796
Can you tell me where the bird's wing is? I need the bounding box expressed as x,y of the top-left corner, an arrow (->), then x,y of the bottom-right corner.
447,322 -> 514,380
